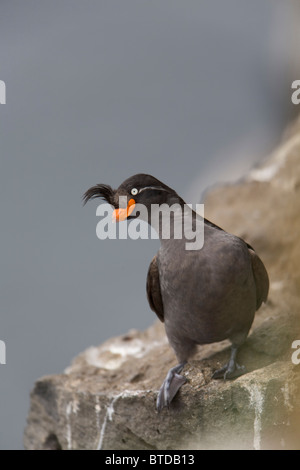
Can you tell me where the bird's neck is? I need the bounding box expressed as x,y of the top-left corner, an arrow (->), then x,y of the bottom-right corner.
148,202 -> 202,244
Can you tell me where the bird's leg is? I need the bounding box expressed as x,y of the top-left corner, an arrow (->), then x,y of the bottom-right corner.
156,362 -> 187,412
212,345 -> 246,380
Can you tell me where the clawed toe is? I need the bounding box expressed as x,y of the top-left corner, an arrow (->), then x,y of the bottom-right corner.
212,345 -> 246,381
156,373 -> 186,411
156,363 -> 187,412
212,362 -> 246,380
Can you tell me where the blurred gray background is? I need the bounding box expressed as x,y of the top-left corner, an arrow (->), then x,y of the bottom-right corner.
0,0 -> 297,449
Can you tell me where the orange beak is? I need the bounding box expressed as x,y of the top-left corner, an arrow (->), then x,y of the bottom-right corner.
112,198 -> 136,222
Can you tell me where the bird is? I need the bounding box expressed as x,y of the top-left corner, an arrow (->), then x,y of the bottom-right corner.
83,174 -> 269,412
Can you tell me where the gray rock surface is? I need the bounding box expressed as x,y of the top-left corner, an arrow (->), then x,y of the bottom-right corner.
24,119 -> 300,450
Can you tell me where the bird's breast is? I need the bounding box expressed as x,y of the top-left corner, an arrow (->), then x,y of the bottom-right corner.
157,234 -> 256,344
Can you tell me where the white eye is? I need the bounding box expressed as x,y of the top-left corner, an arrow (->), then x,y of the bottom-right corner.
131,188 -> 138,196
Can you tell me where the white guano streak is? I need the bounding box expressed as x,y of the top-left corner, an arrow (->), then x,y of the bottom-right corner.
245,384 -> 265,451
97,394 -> 120,450
96,390 -> 148,450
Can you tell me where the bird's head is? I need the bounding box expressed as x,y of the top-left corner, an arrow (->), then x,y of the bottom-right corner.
83,173 -> 184,222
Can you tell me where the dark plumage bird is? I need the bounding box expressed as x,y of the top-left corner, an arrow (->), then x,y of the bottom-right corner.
83,174 -> 269,411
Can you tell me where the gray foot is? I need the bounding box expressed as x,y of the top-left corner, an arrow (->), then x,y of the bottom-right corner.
156,362 -> 187,412
212,346 -> 246,380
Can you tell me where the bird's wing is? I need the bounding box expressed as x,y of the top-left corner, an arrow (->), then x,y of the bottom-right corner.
146,255 -> 164,323
248,248 -> 269,310
204,217 -> 226,232
204,218 -> 256,250
205,217 -> 269,308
